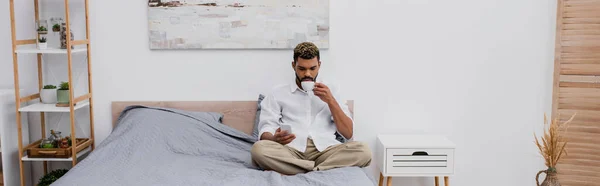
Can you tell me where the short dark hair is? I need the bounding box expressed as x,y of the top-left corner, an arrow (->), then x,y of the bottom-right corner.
293,42 -> 320,62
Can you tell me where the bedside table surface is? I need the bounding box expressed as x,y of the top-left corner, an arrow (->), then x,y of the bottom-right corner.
378,134 -> 455,148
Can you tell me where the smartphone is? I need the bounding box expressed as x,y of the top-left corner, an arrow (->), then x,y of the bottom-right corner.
280,124 -> 292,134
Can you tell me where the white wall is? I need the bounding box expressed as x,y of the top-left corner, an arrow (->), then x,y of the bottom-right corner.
2,0 -> 557,185
1,1 -> 46,185
347,0 -> 556,185
0,0 -> 40,93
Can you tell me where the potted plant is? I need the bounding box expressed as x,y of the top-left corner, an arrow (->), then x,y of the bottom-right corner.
37,25 -> 48,35
38,169 -> 69,186
56,81 -> 70,105
38,37 -> 47,50
40,84 -> 57,104
52,23 -> 61,32
534,113 -> 575,186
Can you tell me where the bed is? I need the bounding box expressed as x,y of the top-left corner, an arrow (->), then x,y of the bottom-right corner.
51,100 -> 376,186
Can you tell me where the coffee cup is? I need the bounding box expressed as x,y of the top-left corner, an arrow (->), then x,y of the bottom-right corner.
301,81 -> 315,92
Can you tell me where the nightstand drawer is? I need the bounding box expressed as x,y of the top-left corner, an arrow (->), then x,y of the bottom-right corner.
386,148 -> 454,174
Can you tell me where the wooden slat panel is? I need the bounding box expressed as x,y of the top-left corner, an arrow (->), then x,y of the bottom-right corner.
558,88 -> 600,109
562,53 -> 600,59
562,35 -> 600,41
561,152 -> 600,162
563,30 -> 600,36
562,46 -> 600,53
561,168 -> 600,176
559,119 -> 600,128
563,133 -> 600,145
557,176 -> 600,185
560,59 -> 600,64
558,99 -> 600,111
554,1 -> 599,185
559,161 -> 600,174
564,0 -> 600,6
564,125 -> 600,134
563,18 -> 600,24
557,163 -> 600,174
561,64 -> 600,75
565,5 -> 600,13
564,12 -> 600,18
557,179 -> 600,186
563,23 -> 600,30
559,169 -> 600,180
558,109 -> 600,121
560,82 -> 600,88
562,40 -> 600,46
560,87 -> 600,97
557,164 -> 600,177
560,75 -> 600,82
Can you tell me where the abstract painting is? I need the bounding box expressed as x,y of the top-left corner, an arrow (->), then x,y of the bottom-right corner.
147,0 -> 330,49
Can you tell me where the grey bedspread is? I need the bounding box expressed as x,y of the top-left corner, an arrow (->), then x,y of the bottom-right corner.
52,106 -> 376,186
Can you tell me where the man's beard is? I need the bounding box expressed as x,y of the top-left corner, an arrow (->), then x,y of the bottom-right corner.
296,73 -> 318,82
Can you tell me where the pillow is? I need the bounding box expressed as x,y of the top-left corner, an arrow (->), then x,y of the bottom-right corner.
252,94 -> 265,139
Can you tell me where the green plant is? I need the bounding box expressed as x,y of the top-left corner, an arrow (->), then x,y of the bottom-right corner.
37,169 -> 69,186
37,26 -> 47,32
58,82 -> 69,90
43,85 -> 56,89
53,24 -> 60,31
39,37 -> 47,43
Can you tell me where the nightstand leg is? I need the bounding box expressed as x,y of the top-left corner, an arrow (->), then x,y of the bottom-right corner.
378,172 -> 384,186
386,177 -> 392,186
435,176 -> 439,186
444,176 -> 449,186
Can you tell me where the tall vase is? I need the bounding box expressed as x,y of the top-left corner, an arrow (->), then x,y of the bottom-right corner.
60,23 -> 74,49
536,169 -> 561,186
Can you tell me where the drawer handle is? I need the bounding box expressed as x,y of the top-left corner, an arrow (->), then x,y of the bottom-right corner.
412,151 -> 429,156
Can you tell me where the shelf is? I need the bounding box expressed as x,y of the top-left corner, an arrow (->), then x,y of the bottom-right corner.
15,47 -> 87,54
21,147 -> 91,162
18,101 -> 89,112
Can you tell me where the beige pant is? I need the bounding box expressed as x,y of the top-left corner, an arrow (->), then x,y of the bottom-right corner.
251,138 -> 372,175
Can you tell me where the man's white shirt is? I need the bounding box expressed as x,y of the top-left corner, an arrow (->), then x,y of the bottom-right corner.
258,80 -> 354,153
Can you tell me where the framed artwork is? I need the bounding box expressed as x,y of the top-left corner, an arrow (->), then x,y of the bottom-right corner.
148,0 -> 330,49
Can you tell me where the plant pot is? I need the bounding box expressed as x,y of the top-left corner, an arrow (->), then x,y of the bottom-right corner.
38,43 -> 47,50
38,31 -> 48,35
56,90 -> 70,104
40,89 -> 57,104
536,169 -> 561,186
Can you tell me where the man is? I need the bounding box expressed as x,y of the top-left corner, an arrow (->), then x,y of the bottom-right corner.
251,42 -> 372,175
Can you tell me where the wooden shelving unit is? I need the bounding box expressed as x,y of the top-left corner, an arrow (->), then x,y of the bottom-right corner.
8,0 -> 95,185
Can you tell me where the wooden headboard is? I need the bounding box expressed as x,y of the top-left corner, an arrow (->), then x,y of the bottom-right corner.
111,100 -> 354,136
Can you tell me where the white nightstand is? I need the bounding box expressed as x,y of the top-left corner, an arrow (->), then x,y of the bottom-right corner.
376,134 -> 456,186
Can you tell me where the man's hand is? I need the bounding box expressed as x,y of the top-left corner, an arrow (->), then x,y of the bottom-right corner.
313,82 -> 335,104
273,128 -> 296,145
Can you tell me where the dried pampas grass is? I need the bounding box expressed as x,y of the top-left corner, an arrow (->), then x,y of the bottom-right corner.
535,113 -> 575,171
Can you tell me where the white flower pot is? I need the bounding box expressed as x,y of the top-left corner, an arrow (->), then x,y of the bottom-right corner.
38,43 -> 47,50
40,89 -> 57,104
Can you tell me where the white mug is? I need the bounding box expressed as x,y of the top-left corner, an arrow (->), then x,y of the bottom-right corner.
301,81 -> 315,92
